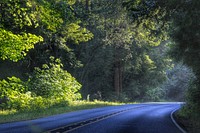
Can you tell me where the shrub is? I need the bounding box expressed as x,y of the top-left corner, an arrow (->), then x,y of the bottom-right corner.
0,57 -> 82,111
0,76 -> 27,110
0,77 -> 44,111
28,57 -> 82,101
182,79 -> 200,126
144,87 -> 165,102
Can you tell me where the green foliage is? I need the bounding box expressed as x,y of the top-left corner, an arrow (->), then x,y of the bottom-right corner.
0,0 -> 43,62
145,87 -> 165,101
28,57 -> 82,101
0,77 -> 44,111
18,0 -> 93,73
179,79 -> 200,127
0,0 -> 39,29
161,64 -> 194,101
0,0 -> 94,112
0,28 -> 43,62
0,0 -> 93,67
72,0 -> 170,102
36,0 -> 63,32
10,92 -> 45,111
186,79 -> 200,122
64,22 -> 94,44
167,0 -> 200,77
0,76 -> 27,96
123,0 -> 169,47
0,58 -> 82,111
0,76 -> 27,110
2,0 -> 199,121
159,0 -> 200,126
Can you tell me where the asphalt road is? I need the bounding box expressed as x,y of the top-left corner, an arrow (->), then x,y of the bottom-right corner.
0,102 -> 186,133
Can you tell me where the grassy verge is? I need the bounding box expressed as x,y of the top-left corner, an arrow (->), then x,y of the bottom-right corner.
0,100 -> 124,124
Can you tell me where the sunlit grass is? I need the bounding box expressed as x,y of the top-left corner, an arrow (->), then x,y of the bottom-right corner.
0,100 -> 124,124
0,109 -> 17,115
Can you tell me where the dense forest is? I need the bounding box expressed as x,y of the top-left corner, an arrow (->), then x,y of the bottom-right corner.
0,0 -> 199,127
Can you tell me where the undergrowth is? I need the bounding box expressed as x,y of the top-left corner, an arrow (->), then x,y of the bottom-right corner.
0,100 -> 124,123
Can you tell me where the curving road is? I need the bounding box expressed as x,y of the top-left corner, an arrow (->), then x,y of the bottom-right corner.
0,102 -> 186,133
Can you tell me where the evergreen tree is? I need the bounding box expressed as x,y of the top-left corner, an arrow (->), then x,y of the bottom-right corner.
73,0 -> 170,101
159,0 -> 200,124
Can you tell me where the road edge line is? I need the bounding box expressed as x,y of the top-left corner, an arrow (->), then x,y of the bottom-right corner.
170,108 -> 187,133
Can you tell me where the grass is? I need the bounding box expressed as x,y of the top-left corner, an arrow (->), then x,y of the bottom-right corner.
0,100 -> 124,124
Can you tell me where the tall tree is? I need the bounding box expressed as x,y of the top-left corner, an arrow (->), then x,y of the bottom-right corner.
0,0 -> 93,74
158,0 -> 200,123
0,0 -> 94,110
73,0 -> 170,101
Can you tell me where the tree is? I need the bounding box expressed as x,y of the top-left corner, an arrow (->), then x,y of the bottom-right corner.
162,63 -> 194,101
0,0 -> 94,76
0,0 -> 43,62
139,0 -> 200,127
162,0 -> 200,124
72,0 -> 170,101
0,0 -> 93,110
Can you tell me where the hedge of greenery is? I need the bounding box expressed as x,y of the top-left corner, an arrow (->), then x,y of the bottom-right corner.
0,57 -> 81,111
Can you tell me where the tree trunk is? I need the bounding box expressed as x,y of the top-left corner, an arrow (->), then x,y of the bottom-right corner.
114,66 -> 120,96
85,0 -> 90,13
119,62 -> 123,93
114,61 -> 123,97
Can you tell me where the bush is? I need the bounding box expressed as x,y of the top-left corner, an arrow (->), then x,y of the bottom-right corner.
0,76 -> 27,110
28,57 -> 82,101
183,80 -> 200,125
0,57 -> 82,111
144,87 -> 165,102
104,91 -> 130,102
0,77 -> 45,111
